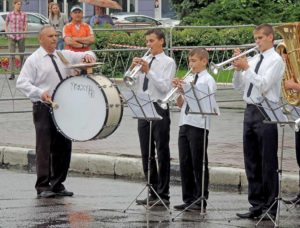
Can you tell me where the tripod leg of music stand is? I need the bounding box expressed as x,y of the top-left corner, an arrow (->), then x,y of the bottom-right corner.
173,117 -> 229,223
123,120 -> 154,213
123,184 -> 148,213
255,126 -> 284,227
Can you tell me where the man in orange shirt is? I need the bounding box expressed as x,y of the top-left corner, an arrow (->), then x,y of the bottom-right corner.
63,5 -> 95,52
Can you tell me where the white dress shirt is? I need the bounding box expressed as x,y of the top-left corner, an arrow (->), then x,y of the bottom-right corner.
128,51 -> 176,102
232,47 -> 285,104
16,47 -> 96,102
179,69 -> 217,130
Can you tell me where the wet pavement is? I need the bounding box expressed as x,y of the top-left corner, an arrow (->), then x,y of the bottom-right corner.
1,169 -> 300,228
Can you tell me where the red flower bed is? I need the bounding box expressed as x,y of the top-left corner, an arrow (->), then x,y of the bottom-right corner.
0,57 -> 21,70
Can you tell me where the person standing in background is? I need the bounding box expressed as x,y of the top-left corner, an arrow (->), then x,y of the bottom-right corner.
90,6 -> 114,27
63,5 -> 95,52
5,0 -> 27,80
49,3 -> 68,50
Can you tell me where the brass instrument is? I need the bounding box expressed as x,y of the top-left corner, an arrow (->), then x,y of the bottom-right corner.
275,23 -> 300,106
210,46 -> 258,74
124,48 -> 151,86
157,69 -> 193,108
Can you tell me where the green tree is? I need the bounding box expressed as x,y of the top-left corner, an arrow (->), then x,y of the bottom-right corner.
179,0 -> 300,26
171,0 -> 216,18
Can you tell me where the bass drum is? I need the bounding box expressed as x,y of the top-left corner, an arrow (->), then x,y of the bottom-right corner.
51,75 -> 123,141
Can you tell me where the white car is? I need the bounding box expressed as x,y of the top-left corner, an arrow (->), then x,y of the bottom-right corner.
111,13 -> 163,28
0,12 -> 49,35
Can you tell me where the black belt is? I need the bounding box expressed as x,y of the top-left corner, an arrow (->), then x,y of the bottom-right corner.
32,101 -> 50,107
32,101 -> 43,105
246,103 -> 261,108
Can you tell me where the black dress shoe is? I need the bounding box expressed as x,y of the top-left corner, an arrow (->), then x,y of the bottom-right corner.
8,74 -> 15,80
154,198 -> 170,206
258,213 -> 276,221
55,189 -> 74,197
37,190 -> 56,198
283,195 -> 300,205
136,196 -> 157,205
174,203 -> 189,210
189,203 -> 205,211
236,211 -> 261,219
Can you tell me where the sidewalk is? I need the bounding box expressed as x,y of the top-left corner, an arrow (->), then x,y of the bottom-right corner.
0,78 -> 299,193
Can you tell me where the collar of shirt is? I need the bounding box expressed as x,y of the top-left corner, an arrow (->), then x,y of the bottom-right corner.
184,69 -> 208,83
38,47 -> 58,59
259,46 -> 274,59
147,51 -> 165,61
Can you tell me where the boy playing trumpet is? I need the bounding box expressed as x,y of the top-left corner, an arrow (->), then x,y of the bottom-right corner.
173,48 -> 216,212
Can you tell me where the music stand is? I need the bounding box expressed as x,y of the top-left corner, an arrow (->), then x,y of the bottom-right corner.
253,97 -> 296,227
121,89 -> 171,213
172,83 -> 229,222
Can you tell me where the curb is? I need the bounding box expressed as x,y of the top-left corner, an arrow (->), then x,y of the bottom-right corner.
0,146 -> 298,193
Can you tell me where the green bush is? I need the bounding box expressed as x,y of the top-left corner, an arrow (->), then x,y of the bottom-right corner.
94,26 -> 254,78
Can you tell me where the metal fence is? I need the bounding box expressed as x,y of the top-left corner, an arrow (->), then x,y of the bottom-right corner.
0,25 -> 261,113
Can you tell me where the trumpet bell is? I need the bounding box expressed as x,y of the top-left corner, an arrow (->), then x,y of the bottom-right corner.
124,75 -> 135,86
210,62 -> 219,75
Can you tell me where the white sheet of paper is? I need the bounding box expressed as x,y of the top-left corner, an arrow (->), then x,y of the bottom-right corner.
261,99 -> 289,122
283,104 -> 300,121
121,91 -> 162,120
183,83 -> 220,115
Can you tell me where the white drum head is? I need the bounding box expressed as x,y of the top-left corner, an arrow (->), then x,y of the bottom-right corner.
52,76 -> 107,141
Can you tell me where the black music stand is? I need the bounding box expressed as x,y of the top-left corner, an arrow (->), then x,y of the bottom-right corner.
253,97 -> 296,227
121,89 -> 171,213
172,83 -> 229,222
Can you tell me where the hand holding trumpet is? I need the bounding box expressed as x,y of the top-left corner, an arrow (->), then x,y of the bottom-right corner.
130,57 -> 150,74
232,48 -> 250,71
172,78 -> 184,94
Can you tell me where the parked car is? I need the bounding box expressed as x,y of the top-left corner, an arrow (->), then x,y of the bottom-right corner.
111,13 -> 163,28
0,12 -> 49,34
158,18 -> 180,27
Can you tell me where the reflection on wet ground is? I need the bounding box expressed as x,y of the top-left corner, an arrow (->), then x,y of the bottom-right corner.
0,169 -> 299,227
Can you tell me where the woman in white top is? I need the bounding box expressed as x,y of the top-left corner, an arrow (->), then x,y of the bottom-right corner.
49,3 -> 68,50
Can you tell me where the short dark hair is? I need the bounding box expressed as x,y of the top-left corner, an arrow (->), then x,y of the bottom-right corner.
254,24 -> 274,40
144,29 -> 166,46
189,47 -> 209,62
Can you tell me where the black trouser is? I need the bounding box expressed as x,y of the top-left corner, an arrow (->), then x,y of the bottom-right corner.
137,103 -> 170,200
243,104 -> 278,215
178,125 -> 209,207
33,102 -> 72,194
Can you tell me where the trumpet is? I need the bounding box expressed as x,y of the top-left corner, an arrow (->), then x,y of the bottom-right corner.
157,69 -> 193,108
124,48 -> 151,86
210,46 -> 259,74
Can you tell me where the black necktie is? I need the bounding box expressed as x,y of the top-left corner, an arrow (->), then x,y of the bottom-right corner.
49,54 -> 63,81
185,74 -> 199,115
247,54 -> 264,97
142,56 -> 155,91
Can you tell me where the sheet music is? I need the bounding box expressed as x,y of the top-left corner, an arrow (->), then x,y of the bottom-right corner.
282,104 -> 300,121
121,90 -> 162,120
260,98 -> 289,122
183,83 -> 220,115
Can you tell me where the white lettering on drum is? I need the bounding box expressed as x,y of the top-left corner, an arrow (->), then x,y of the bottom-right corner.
70,82 -> 95,98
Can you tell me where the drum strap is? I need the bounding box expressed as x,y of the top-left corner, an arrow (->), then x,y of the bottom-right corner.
57,51 -> 70,65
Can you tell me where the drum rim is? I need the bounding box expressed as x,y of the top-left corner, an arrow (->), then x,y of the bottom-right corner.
97,79 -> 124,139
51,75 -> 109,142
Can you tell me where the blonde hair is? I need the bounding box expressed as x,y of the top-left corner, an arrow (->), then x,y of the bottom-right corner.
49,3 -> 61,19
